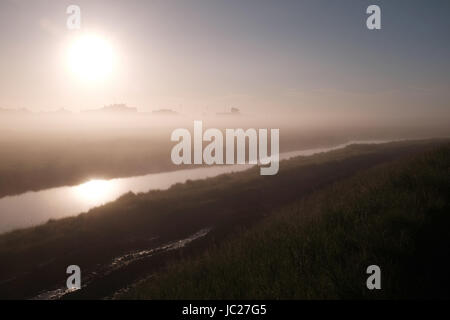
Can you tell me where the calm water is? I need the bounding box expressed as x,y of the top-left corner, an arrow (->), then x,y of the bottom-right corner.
0,140 -> 392,234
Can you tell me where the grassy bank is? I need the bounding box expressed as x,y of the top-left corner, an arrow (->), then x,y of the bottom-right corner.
125,143 -> 450,299
0,140 -> 446,299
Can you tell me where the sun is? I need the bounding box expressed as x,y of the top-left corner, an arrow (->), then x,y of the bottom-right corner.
67,34 -> 115,83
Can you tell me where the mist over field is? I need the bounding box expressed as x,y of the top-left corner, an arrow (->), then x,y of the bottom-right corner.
1,109 -> 448,198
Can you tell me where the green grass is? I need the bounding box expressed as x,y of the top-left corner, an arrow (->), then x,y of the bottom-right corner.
125,144 -> 450,299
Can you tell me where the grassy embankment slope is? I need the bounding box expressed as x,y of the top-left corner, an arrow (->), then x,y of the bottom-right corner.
125,143 -> 450,299
0,140 -> 447,299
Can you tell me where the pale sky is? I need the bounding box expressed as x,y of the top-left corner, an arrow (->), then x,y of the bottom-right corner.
0,0 -> 449,120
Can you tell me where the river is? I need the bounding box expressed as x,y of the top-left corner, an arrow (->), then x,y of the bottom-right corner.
0,140 -> 393,234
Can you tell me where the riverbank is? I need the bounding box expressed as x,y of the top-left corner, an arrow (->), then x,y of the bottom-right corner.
0,139 -> 446,299
125,141 -> 450,299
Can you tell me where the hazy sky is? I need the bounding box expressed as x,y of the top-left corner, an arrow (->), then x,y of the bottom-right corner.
0,0 -> 449,120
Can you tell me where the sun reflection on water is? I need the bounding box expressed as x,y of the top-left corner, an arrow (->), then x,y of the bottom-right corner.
73,179 -> 118,205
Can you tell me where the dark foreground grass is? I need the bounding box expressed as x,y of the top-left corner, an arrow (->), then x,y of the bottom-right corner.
125,144 -> 450,299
